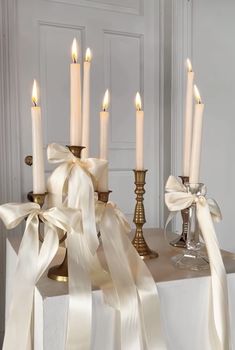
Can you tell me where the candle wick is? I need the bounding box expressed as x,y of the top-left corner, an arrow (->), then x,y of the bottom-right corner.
73,58 -> 77,64
33,101 -> 37,107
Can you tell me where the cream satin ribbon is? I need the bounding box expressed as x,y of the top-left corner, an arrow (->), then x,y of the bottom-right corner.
47,143 -> 107,254
96,201 -> 167,350
165,176 -> 230,350
0,202 -> 80,350
47,143 -> 109,350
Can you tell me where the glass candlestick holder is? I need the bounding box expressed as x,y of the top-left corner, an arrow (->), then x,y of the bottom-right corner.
170,176 -> 189,248
172,183 -> 209,271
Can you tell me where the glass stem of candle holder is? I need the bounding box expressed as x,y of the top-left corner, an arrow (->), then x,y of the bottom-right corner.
172,183 -> 209,271
170,176 -> 189,248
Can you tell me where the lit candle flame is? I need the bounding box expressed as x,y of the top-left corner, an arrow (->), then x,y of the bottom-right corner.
102,90 -> 110,111
85,48 -> 92,62
194,85 -> 202,104
32,79 -> 38,106
71,38 -> 78,63
135,92 -> 142,111
186,58 -> 193,72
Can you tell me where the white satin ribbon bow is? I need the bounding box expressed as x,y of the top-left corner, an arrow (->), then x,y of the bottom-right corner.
47,143 -> 107,254
47,143 -> 109,350
0,202 -> 80,350
96,201 -> 167,350
165,176 -> 230,350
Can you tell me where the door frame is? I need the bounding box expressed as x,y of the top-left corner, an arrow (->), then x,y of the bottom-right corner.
0,0 -> 22,343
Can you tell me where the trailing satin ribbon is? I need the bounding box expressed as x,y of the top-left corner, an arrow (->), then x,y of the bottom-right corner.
65,223 -> 113,350
47,143 -> 109,350
0,202 -> 80,350
165,176 -> 230,350
47,143 -> 166,349
96,201 -> 167,350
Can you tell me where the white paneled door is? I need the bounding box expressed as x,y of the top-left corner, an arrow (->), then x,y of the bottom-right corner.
17,0 -> 162,226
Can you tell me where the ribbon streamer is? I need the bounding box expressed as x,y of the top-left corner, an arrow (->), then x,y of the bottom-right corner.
96,201 -> 167,350
47,143 -> 167,349
0,203 -> 80,350
47,143 -> 109,350
165,175 -> 230,350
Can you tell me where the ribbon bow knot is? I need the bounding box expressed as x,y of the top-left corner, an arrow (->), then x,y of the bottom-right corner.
0,202 -> 81,350
96,200 -> 131,235
47,143 -> 108,254
165,175 -> 222,222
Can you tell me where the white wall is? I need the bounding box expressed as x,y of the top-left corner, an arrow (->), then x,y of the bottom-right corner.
172,0 -> 235,252
192,0 -> 235,252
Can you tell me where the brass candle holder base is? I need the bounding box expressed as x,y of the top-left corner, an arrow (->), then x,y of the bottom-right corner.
170,176 -> 189,248
47,250 -> 68,282
132,170 -> 158,260
47,145 -> 84,283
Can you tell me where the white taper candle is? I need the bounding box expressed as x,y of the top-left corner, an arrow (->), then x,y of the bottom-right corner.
98,90 -> 110,192
31,80 -> 46,194
70,38 -> 82,146
82,48 -> 92,158
183,58 -> 195,176
135,92 -> 144,170
189,85 -> 205,184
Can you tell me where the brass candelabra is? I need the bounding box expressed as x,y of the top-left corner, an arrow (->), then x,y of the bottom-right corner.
132,170 -> 158,259
170,176 -> 189,248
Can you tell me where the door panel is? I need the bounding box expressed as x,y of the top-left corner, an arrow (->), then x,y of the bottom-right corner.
18,0 -> 159,226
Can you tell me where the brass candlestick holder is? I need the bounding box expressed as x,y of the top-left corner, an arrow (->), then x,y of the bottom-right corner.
30,192 -> 46,208
132,170 -> 158,259
30,192 -> 46,207
97,190 -> 112,203
170,176 -> 189,248
47,145 -> 84,283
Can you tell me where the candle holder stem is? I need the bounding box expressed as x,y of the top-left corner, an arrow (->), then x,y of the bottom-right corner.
47,145 -> 84,282
170,176 -> 189,248
132,170 -> 158,259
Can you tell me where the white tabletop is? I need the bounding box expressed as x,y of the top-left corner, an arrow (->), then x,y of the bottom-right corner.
6,229 -> 235,349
